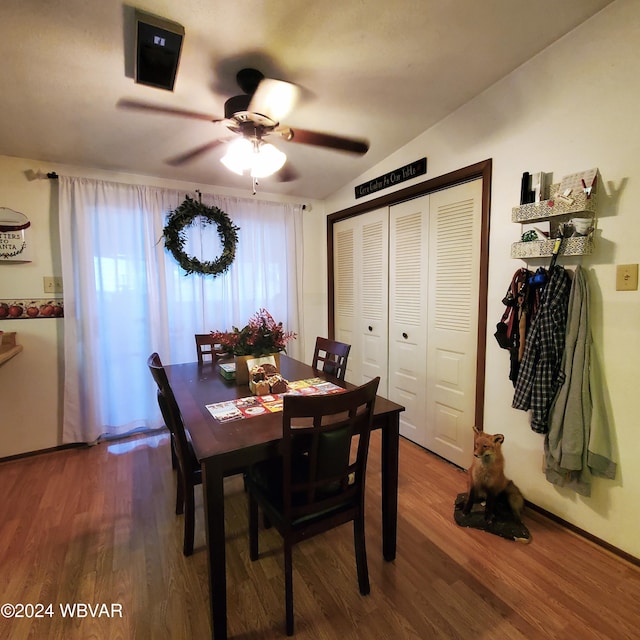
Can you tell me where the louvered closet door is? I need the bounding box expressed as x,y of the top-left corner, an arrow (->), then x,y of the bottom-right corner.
425,179 -> 482,467
333,218 -> 357,380
358,208 -> 389,393
388,197 -> 429,446
334,179 -> 481,466
333,218 -> 359,380
333,209 -> 389,393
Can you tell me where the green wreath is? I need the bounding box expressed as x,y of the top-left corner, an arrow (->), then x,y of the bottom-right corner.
163,196 -> 240,276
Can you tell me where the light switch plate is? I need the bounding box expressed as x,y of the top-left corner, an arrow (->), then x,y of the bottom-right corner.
616,264 -> 638,291
43,276 -> 63,294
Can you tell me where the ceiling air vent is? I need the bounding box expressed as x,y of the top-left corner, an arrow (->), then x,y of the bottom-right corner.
135,9 -> 184,92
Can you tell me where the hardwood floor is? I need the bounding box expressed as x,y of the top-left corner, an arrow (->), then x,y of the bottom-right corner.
1,430 -> 639,639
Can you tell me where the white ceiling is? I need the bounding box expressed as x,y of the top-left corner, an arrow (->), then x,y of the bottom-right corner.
0,0 -> 613,200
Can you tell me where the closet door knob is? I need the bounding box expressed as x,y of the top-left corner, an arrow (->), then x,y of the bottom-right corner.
402,332 -> 408,339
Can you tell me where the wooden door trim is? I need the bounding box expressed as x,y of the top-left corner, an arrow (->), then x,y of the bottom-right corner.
326,159 -> 491,429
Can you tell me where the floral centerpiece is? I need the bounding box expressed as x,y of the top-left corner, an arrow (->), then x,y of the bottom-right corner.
211,308 -> 296,356
211,309 -> 296,384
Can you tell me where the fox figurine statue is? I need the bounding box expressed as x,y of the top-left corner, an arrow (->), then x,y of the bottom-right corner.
463,427 -> 524,523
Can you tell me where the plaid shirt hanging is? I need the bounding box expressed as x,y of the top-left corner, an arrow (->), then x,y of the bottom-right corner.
512,265 -> 571,433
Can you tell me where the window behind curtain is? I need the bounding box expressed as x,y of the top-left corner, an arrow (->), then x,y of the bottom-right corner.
59,177 -> 303,444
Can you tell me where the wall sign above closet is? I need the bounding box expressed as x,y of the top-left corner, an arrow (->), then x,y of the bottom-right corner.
354,158 -> 427,199
511,168 -> 598,259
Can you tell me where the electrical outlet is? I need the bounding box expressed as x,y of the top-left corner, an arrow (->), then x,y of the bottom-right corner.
43,276 -> 63,294
616,264 -> 638,291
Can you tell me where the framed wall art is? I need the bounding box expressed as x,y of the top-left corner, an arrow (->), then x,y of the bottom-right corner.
0,207 -> 32,262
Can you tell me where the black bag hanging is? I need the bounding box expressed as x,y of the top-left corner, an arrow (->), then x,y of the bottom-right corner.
494,319 -> 511,349
495,268 -> 531,351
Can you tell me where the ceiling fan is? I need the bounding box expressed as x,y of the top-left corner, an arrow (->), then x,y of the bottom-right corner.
118,68 -> 369,178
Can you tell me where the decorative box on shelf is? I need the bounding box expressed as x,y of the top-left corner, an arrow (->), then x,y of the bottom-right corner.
511,235 -> 594,259
512,182 -> 597,223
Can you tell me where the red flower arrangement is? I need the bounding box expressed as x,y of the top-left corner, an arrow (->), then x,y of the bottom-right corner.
211,308 -> 297,356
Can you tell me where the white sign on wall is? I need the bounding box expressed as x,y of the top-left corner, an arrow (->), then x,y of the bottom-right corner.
0,207 -> 31,262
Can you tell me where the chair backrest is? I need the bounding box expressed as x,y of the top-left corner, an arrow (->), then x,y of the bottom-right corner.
281,376 -> 379,526
195,333 -> 221,364
147,352 -> 194,475
312,337 -> 351,381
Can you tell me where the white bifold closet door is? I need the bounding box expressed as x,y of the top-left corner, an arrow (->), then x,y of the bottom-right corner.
387,196 -> 429,450
334,207 -> 389,395
334,179 -> 482,467
388,180 -> 482,466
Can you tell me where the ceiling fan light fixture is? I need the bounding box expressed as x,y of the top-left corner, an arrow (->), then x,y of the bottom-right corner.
250,142 -> 286,178
220,137 -> 252,175
220,137 -> 286,178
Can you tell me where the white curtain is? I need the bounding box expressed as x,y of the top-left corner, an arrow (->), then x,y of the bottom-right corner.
58,176 -> 304,444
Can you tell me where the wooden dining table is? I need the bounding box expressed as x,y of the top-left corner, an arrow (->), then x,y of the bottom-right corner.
165,354 -> 405,640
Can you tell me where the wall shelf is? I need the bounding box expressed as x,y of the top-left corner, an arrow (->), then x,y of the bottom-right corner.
511,173 -> 598,259
511,235 -> 594,259
0,332 -> 23,366
512,182 -> 598,223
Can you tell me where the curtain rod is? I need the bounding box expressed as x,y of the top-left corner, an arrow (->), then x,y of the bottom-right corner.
44,171 -> 309,209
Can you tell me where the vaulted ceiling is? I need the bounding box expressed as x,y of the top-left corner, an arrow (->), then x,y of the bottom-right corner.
0,0 -> 613,199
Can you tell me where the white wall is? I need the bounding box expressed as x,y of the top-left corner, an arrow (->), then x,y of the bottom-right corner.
0,160 -> 63,456
325,0 -> 640,558
0,156 -> 325,457
300,205 -> 330,358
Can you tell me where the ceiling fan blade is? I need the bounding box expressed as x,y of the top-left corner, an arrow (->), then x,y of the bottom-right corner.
165,139 -> 225,166
248,78 -> 301,123
276,126 -> 369,155
117,98 -> 224,123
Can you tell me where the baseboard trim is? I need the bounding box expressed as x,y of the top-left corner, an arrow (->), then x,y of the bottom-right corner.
0,429 -> 167,464
525,501 -> 639,568
0,442 -> 86,464
404,436 -> 639,567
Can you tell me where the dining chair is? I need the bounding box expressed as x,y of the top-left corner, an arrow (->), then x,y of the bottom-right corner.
147,352 -> 202,556
311,336 -> 351,381
245,376 -> 380,636
195,333 -> 223,365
